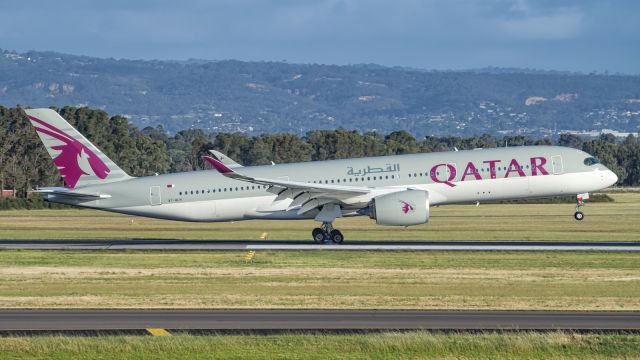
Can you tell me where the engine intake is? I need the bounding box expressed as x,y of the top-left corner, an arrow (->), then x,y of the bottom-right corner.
369,189 -> 429,226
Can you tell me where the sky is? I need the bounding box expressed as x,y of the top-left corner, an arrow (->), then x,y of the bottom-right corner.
1,0 -> 639,74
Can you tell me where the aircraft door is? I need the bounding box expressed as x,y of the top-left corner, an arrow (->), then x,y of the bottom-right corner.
149,186 -> 162,206
551,156 -> 563,174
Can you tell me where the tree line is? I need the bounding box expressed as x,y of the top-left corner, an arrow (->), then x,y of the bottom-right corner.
1,106 -> 639,201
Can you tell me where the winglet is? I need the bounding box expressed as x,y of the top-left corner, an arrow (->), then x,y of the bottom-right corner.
202,155 -> 234,174
208,150 -> 243,168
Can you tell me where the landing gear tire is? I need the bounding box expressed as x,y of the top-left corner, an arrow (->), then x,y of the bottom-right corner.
574,195 -> 586,221
311,222 -> 345,244
329,230 -> 344,244
312,228 -> 326,243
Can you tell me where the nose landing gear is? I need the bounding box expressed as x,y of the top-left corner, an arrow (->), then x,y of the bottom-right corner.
574,193 -> 588,221
311,222 -> 344,244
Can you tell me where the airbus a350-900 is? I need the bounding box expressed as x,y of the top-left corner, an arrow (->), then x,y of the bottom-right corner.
25,108 -> 618,243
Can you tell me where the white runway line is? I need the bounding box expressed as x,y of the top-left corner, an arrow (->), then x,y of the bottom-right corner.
247,244 -> 640,251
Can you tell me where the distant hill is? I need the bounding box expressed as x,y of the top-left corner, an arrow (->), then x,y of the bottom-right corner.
1,49 -> 639,137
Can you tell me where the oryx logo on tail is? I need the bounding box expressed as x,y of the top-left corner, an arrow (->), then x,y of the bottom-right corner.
27,115 -> 110,188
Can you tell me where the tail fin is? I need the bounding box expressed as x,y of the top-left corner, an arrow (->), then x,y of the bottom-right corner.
24,108 -> 132,189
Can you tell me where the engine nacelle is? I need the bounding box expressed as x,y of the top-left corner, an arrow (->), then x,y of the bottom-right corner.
369,190 -> 429,226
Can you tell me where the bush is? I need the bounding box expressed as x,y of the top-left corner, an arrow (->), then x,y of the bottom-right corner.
0,196 -> 71,210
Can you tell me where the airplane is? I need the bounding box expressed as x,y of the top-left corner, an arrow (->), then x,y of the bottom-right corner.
25,108 -> 618,243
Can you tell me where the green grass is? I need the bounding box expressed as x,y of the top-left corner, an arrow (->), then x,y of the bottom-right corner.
0,250 -> 638,310
0,332 -> 639,360
0,193 -> 638,241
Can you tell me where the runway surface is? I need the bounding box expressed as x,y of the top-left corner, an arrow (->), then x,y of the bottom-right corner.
0,239 -> 639,251
0,310 -> 638,332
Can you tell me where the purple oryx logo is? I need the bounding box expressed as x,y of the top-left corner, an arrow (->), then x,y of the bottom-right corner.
399,200 -> 415,214
27,115 -> 110,188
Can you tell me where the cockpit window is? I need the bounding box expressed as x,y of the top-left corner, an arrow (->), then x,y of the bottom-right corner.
584,157 -> 600,166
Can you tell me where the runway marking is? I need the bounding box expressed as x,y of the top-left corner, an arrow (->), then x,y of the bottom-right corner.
244,250 -> 256,262
246,244 -> 640,251
146,328 -> 171,336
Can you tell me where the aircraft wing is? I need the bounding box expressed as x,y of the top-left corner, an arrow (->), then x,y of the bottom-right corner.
202,156 -> 371,214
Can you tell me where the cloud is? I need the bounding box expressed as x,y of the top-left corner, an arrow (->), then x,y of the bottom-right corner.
497,8 -> 584,40
0,0 -> 638,73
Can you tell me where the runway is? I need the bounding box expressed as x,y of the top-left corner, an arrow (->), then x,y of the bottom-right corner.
0,239 -> 639,251
0,310 -> 638,333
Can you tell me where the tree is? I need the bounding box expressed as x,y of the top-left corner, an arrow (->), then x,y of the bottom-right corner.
617,135 -> 640,186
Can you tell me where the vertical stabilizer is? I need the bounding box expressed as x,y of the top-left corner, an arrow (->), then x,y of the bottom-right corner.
24,108 -> 132,189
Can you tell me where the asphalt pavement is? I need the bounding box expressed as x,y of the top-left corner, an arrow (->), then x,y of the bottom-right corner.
0,239 -> 639,251
0,310 -> 638,332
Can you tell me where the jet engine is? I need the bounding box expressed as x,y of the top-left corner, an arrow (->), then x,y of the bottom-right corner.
369,189 -> 429,226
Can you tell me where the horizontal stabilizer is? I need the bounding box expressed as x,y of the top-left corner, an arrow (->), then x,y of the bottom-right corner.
32,187 -> 111,200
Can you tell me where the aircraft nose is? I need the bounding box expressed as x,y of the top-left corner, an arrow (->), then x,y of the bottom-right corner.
607,170 -> 618,186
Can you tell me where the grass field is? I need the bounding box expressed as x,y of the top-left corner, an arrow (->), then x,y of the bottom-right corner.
0,193 -> 638,241
0,250 -> 638,310
0,332 -> 639,360
1,193 -> 639,359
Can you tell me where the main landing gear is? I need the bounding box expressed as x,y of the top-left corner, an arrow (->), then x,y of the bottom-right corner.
574,193 -> 587,221
312,222 -> 344,244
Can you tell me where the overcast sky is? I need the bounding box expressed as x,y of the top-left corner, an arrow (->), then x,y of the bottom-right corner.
1,0 -> 638,73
